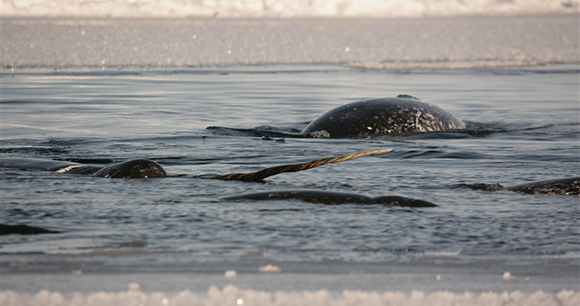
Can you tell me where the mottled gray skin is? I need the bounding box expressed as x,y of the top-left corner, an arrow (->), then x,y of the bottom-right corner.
462,177 -> 580,195
92,159 -> 167,178
302,95 -> 465,138
0,158 -> 166,179
224,190 -> 438,207
507,177 -> 580,195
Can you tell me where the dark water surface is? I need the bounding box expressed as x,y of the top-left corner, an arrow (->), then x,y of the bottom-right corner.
1,66 -> 579,282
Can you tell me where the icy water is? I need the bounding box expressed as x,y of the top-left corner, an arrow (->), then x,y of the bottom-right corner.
1,66 -> 579,295
1,13 -> 580,304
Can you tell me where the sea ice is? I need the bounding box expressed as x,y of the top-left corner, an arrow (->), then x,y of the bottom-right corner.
1,286 -> 578,306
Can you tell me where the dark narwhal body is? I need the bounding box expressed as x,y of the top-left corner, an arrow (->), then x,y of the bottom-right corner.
507,177 -> 580,195
465,177 -> 580,195
224,190 -> 438,207
0,158 -> 166,179
302,95 -> 465,138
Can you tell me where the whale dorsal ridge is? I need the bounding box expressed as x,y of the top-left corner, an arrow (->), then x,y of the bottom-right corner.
397,94 -> 421,101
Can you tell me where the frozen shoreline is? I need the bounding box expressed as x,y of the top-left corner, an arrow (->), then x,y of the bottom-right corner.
3,244 -> 578,302
3,251 -> 578,299
2,268 -> 579,295
3,15 -> 579,70
3,0 -> 578,18
3,287 -> 576,306
2,272 -> 578,306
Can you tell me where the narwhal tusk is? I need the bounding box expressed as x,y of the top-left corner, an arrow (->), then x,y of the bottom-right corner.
211,149 -> 393,182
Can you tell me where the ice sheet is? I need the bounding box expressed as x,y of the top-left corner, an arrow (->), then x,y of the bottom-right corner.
2,0 -> 578,18
2,15 -> 579,69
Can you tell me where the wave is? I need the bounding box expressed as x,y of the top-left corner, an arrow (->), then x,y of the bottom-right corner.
3,0 -> 578,18
206,125 -> 302,138
206,121 -> 578,140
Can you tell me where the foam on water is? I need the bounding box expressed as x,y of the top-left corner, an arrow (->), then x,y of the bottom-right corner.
1,286 -> 578,306
2,0 -> 579,18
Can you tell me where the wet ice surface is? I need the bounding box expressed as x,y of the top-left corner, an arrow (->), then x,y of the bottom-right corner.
2,15 -> 579,69
1,272 -> 579,306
